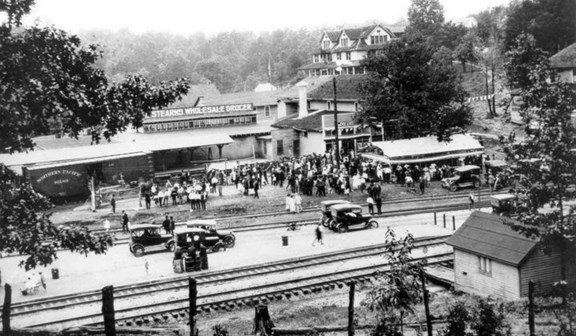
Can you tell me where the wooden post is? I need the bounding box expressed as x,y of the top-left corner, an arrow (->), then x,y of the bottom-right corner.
2,284 -> 11,336
200,247 -> 208,270
452,216 -> 456,230
254,305 -> 275,335
434,212 -> 437,225
102,285 -> 115,336
420,271 -> 433,336
189,278 -> 197,336
528,280 -> 535,336
348,282 -> 355,336
443,214 -> 446,228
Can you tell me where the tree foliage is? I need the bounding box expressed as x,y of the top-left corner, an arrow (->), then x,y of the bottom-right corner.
504,0 -> 576,54
500,50 -> 576,251
362,228 -> 425,336
0,1 -> 189,269
359,35 -> 472,142
406,0 -> 445,39
503,33 -> 550,90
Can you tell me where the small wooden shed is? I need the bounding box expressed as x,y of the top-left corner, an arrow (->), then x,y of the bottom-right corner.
446,211 -> 574,300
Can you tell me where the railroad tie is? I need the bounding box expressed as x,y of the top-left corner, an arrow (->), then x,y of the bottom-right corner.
323,284 -> 331,291
153,315 -> 162,323
275,294 -> 284,300
135,318 -> 143,326
171,312 -> 180,319
142,317 -> 150,324
336,282 -> 344,288
302,288 -> 311,295
284,292 -> 292,299
125,320 -> 133,327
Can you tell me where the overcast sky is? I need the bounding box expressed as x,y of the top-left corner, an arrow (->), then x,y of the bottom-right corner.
22,0 -> 512,36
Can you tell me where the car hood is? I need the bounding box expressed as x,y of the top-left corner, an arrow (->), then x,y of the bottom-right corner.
442,176 -> 459,183
217,229 -> 234,236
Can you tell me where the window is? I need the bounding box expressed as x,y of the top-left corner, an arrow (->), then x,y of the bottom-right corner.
478,256 -> 492,274
370,35 -> 388,45
265,106 -> 270,117
340,37 -> 349,47
337,53 -> 341,60
323,40 -> 330,49
346,52 -> 351,60
277,140 -> 284,156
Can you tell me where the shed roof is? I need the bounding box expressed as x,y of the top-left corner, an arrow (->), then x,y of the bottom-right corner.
446,211 -> 539,266
371,134 -> 484,164
550,42 -> 576,69
271,110 -> 329,132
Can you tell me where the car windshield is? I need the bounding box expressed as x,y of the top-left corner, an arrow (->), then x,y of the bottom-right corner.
132,228 -> 160,238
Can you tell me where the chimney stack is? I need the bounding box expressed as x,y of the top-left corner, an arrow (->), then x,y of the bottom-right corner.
297,82 -> 308,119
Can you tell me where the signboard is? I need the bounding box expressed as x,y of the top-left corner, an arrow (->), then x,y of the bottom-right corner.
321,113 -> 358,130
27,166 -> 88,199
147,103 -> 254,119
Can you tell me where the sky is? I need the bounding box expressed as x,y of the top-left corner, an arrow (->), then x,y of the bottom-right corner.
21,0 -> 512,36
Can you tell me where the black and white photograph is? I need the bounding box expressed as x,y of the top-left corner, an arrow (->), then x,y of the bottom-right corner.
1,0 -> 575,334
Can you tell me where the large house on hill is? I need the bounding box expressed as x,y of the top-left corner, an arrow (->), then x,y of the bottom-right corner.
298,24 -> 404,77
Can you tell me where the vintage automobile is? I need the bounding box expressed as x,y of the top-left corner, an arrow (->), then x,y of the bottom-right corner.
128,224 -> 175,257
328,203 -> 379,233
319,200 -> 351,227
441,165 -> 481,191
490,194 -> 517,216
184,219 -> 236,248
172,227 -> 227,253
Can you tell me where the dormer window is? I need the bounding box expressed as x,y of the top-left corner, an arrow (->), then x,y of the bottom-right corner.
370,34 -> 388,45
340,37 -> 349,47
323,40 -> 331,49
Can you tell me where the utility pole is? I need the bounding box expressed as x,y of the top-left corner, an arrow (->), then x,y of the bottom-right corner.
333,74 -> 340,169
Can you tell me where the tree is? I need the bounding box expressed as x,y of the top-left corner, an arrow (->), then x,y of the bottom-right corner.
359,35 -> 472,142
504,33 -> 550,90
0,2 -> 189,270
406,0 -> 445,40
362,228 -> 425,336
504,0 -> 576,54
454,32 -> 480,73
500,57 -> 576,281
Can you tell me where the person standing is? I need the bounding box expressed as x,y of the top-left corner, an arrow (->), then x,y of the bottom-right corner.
312,224 -> 323,246
169,216 -> 176,235
367,196 -> 375,215
253,179 -> 260,199
110,195 -> 116,213
469,191 -> 475,211
294,193 -> 302,213
122,211 -> 129,232
419,177 -> 426,194
144,192 -> 151,210
103,219 -> 111,232
162,216 -> 170,234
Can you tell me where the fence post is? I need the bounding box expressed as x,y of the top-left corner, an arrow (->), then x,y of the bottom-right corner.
2,284 -> 11,336
528,280 -> 535,336
102,285 -> 115,336
189,278 -> 197,336
443,214 -> 446,228
452,216 -> 456,230
348,282 -> 355,336
434,212 -> 437,225
420,271 -> 433,336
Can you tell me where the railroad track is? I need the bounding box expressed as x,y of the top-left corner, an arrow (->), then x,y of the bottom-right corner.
11,235 -> 453,331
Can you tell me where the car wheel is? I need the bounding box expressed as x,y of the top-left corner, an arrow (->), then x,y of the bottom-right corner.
367,220 -> 379,229
474,180 -> 481,188
337,225 -> 348,233
166,241 -> 175,252
449,184 -> 458,192
212,244 -> 226,253
223,236 -> 235,248
132,245 -> 145,257
320,215 -> 328,227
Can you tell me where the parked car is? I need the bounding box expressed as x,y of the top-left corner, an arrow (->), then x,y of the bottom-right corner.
128,224 -> 174,257
172,227 -> 227,253
328,203 -> 378,233
319,200 -> 350,227
184,219 -> 236,248
441,165 -> 481,191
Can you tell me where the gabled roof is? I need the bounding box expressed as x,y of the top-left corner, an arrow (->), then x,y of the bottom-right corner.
321,31 -> 340,44
271,110 -> 330,133
550,42 -> 576,69
197,90 -> 282,107
169,84 -> 220,108
446,211 -> 539,267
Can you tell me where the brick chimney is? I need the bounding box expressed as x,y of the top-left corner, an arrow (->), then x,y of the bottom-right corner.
297,81 -> 308,119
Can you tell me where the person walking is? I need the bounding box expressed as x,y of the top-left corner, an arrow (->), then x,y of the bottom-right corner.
122,211 -> 129,232
367,196 -> 375,215
312,224 -> 323,246
469,191 -> 475,211
253,179 -> 260,199
110,195 -> 116,213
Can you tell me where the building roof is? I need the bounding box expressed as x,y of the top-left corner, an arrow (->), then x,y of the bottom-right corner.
306,75 -> 365,100
550,42 -> 576,69
168,84 -> 220,108
371,134 -> 484,163
197,90 -> 283,107
1,132 -> 234,172
446,211 -> 539,267
254,83 -> 277,92
271,110 -> 330,133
